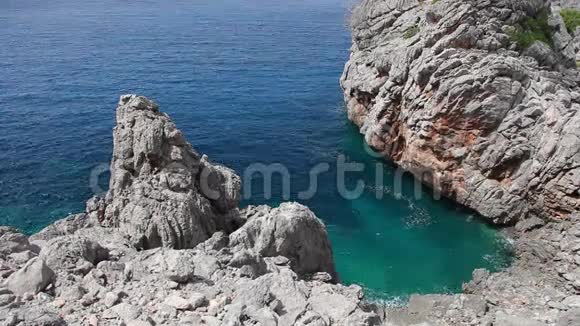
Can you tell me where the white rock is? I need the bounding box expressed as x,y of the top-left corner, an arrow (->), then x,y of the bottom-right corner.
4,257 -> 55,296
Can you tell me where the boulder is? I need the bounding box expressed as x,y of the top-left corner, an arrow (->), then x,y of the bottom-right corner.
4,258 -> 55,296
164,295 -> 192,310
230,202 -> 336,278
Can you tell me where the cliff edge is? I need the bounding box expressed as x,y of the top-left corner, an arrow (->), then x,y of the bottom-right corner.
341,0 -> 580,225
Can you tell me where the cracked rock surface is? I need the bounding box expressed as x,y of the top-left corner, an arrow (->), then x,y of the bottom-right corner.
341,0 -> 580,225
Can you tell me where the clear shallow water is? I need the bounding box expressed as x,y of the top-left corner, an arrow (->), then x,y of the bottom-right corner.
0,0 -> 511,300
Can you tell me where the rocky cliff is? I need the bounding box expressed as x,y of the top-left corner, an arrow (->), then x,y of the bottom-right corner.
336,0 -> 580,325
341,0 -> 580,225
0,96 -> 380,326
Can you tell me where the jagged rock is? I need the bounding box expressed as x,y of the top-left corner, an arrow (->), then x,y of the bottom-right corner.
515,216 -> 546,232
190,293 -> 207,309
0,293 -> 15,307
341,0 -> 580,224
563,295 -> 580,308
140,248 -> 196,283
111,302 -> 141,322
230,203 -> 337,279
101,95 -> 242,249
4,257 -> 55,296
22,309 -> 65,326
103,291 -> 122,308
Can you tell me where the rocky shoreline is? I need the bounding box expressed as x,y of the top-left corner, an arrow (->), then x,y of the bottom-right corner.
338,0 -> 580,325
0,95 -> 577,325
1,0 -> 580,325
0,96 -> 382,326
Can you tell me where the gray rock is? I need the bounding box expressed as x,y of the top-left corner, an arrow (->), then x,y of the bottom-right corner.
111,302 -> 141,322
0,227 -> 32,256
557,308 -> 580,326
515,216 -> 546,232
8,250 -> 37,265
101,95 -> 242,250
190,292 -> 207,309
563,295 -> 580,308
103,291 -> 121,308
2,314 -> 18,326
126,320 -> 153,326
29,213 -> 91,242
4,257 -> 55,296
341,0 -> 580,224
230,202 -> 336,278
0,293 -> 16,307
23,310 -> 65,326
143,248 -> 196,283
40,235 -> 109,272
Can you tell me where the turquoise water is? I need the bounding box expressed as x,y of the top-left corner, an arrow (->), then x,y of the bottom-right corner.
0,0 -> 511,300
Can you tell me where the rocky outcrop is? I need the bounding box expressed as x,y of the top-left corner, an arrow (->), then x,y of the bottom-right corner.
341,0 -> 580,225
337,0 -> 580,325
0,95 -> 370,326
229,203 -> 337,278
102,95 -> 242,250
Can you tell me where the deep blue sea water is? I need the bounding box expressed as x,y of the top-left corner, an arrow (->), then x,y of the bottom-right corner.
0,0 -> 511,300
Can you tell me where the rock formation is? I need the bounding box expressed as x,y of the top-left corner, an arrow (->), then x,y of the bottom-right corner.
341,0 -> 580,225
0,95 -> 374,326
335,0 -> 580,325
102,95 -> 242,249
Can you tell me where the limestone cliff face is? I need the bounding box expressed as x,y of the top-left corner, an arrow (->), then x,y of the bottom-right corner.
341,0 -> 580,224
